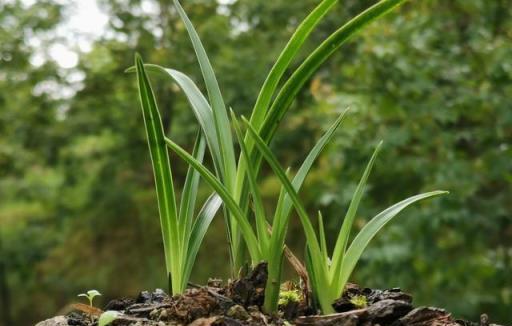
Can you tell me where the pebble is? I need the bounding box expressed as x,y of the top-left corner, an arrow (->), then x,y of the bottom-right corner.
150,308 -> 160,319
227,304 -> 250,320
34,316 -> 68,326
159,309 -> 169,320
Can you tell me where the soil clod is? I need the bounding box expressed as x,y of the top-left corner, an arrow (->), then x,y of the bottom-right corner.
364,288 -> 413,305
228,262 -> 268,308
392,307 -> 457,326
363,299 -> 413,324
105,298 -> 137,311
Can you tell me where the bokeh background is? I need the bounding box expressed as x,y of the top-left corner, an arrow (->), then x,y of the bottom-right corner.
1,0 -> 511,325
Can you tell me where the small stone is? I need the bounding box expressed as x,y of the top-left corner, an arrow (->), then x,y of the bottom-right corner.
189,317 -> 219,326
480,314 -> 489,326
136,290 -> 152,303
247,305 -> 260,313
67,312 -> 87,325
214,316 -> 244,326
295,312 -> 359,326
35,316 -> 68,326
149,308 -> 160,319
159,309 -> 169,320
152,288 -> 167,302
456,319 -> 479,326
208,278 -> 223,288
227,304 -> 250,320
158,322 -> 166,326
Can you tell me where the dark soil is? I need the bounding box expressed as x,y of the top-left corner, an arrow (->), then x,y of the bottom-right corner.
36,263 -> 505,326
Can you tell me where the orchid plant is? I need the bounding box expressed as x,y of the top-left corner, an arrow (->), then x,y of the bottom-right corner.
134,0 -> 446,313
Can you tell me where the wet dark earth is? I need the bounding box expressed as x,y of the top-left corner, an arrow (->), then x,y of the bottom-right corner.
36,264 -> 506,326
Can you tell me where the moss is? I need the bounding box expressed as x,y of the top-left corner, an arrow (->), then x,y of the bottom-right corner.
349,295 -> 368,308
278,290 -> 301,306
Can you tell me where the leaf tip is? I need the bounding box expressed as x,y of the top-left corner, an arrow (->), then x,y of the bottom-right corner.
134,53 -> 144,68
241,116 -> 254,133
229,107 -> 236,118
428,190 -> 450,198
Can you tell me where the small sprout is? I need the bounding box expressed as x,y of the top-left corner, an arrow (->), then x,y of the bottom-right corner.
349,295 -> 367,309
278,289 -> 301,306
98,311 -> 120,326
78,289 -> 102,307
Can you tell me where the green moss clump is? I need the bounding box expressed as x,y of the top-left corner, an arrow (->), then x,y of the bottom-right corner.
278,290 -> 301,306
349,295 -> 368,308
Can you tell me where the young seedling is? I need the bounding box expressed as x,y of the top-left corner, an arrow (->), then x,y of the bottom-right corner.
77,290 -> 101,307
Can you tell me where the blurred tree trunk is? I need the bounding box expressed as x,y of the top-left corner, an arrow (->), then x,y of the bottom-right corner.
0,235 -> 12,325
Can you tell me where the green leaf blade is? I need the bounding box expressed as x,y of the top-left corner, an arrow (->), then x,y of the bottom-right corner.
173,0 -> 237,190
244,118 -> 320,256
179,132 -> 206,250
134,64 -> 223,171
173,0 -> 241,271
235,0 -> 339,211
338,191 -> 448,290
330,141 -> 383,281
164,136 -> 261,263
231,112 -> 270,254
182,193 -> 222,290
135,54 -> 181,293
248,0 -> 339,130
318,211 -> 329,265
260,0 -> 407,147
243,118 -> 331,306
275,110 -> 348,235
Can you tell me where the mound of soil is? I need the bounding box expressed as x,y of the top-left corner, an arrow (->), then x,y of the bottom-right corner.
36,264 -> 504,326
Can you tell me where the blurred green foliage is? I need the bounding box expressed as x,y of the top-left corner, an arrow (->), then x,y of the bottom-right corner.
0,0 -> 510,325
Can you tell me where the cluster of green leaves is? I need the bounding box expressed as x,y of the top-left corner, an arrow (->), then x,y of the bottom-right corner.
135,56 -> 222,295
135,0 -> 446,313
